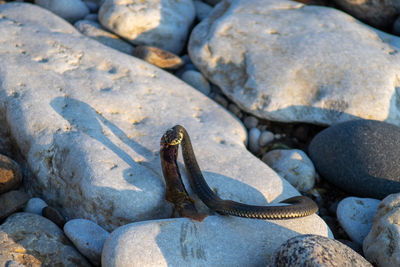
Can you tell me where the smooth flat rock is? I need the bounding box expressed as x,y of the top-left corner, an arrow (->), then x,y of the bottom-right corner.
0,154 -> 22,194
273,234 -> 372,267
0,212 -> 91,266
64,219 -> 109,266
102,215 -> 332,267
24,197 -> 48,215
309,119 -> 400,199
188,0 -> 400,126
336,197 -> 380,245
363,193 -> 400,267
99,0 -> 195,54
0,3 -> 319,233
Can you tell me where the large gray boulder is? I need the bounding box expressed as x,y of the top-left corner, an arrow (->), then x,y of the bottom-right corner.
188,0 -> 400,126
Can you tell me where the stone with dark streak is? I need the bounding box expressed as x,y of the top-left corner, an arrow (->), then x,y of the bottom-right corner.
273,234 -> 372,267
42,206 -> 67,228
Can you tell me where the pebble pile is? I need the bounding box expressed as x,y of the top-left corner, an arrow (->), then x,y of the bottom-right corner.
1,0 -> 399,266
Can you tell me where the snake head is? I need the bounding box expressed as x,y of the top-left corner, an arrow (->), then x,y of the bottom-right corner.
161,125 -> 184,147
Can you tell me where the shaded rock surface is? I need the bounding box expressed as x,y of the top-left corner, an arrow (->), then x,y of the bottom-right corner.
332,0 -> 400,29
363,193 -> 400,267
0,213 -> 91,266
74,19 -> 135,54
102,216 -> 332,267
98,0 -> 195,54
273,234 -> 372,267
309,119 -> 400,199
188,0 -> 400,126
0,3 -> 319,233
0,190 -> 29,221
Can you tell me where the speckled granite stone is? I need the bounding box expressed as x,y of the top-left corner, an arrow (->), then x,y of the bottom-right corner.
273,234 -> 372,267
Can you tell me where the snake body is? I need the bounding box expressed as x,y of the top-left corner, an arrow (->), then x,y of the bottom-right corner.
161,125 -> 318,219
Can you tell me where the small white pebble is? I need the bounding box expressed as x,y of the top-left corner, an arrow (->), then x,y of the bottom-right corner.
243,116 -> 259,129
258,130 -> 274,146
24,197 -> 48,215
248,127 -> 261,154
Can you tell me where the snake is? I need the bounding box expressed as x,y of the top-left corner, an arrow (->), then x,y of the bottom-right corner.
160,125 -> 318,219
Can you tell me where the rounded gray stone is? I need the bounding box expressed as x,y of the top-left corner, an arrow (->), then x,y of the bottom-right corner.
262,149 -> 316,192
35,0 -> 90,23
64,219 -> 109,266
24,197 -> 48,215
248,127 -> 261,154
98,0 -> 195,54
258,130 -> 274,147
336,197 -> 380,245
309,119 -> 400,199
243,116 -> 258,129
273,234 -> 372,267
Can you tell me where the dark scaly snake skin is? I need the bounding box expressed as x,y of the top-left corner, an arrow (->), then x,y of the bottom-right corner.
160,125 -> 318,219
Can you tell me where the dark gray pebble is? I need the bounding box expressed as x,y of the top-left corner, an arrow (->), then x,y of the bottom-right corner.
42,206 -> 66,228
309,119 -> 400,199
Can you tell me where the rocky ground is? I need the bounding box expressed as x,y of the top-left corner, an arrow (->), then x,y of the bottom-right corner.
1,0 -> 400,266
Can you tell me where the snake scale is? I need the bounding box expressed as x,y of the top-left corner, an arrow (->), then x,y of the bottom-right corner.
160,125 -> 318,220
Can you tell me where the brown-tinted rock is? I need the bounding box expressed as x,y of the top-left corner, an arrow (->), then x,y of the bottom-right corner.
0,190 -> 29,220
42,206 -> 66,228
0,231 -> 42,266
0,154 -> 22,194
332,0 -> 400,29
133,45 -> 184,70
0,213 -> 91,266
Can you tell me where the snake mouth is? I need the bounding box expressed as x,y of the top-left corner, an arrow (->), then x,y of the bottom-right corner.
161,126 -> 184,146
